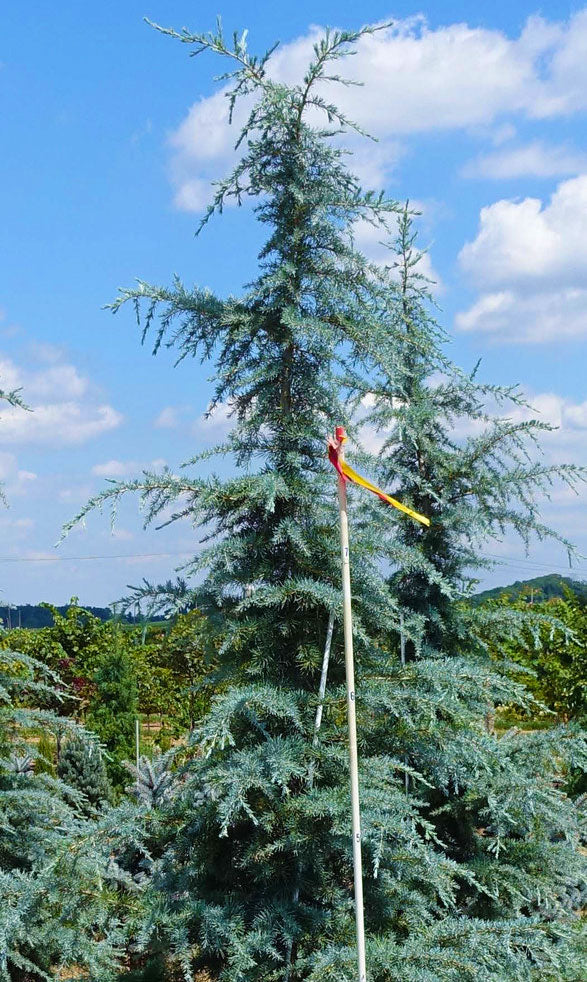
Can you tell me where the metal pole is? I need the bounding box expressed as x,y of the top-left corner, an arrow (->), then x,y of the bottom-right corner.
307,611 -> 335,792
399,613 -> 408,793
335,428 -> 367,982
313,611 -> 334,746
135,718 -> 140,782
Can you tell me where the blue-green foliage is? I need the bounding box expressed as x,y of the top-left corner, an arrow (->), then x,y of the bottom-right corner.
0,648 -> 138,980
57,734 -> 111,813
65,20 -> 587,982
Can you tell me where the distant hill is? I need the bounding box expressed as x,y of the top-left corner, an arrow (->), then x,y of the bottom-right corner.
474,573 -> 587,606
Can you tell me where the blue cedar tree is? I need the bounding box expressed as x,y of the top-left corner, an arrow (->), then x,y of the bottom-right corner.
0,649 -> 135,980
58,733 -> 111,813
66,22 -> 587,982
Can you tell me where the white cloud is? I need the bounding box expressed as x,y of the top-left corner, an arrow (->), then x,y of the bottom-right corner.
0,350 -> 122,447
154,406 -> 180,429
0,451 -> 37,496
168,11 -> 587,210
92,458 -> 130,477
91,457 -> 168,478
194,401 -> 234,441
0,451 -> 17,481
462,141 -> 587,179
565,401 -> 587,428
26,364 -> 89,400
456,287 -> 587,342
457,175 -> 587,341
0,355 -> 89,400
110,527 -> 134,542
0,402 -> 122,446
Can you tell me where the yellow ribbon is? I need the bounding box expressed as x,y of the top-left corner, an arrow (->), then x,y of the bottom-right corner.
339,459 -> 430,527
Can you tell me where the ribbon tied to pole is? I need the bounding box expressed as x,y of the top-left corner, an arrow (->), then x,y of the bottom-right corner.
328,426 -> 430,527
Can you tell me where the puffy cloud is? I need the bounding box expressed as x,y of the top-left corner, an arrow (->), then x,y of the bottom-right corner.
0,402 -> 122,446
565,401 -> 587,428
91,459 -> 130,477
456,287 -> 587,342
460,176 -> 587,287
0,350 -> 122,447
168,10 -> 587,210
91,457 -> 167,477
0,451 -> 37,495
457,175 -> 587,341
154,406 -> 180,429
194,401 -> 234,441
0,356 -> 89,400
462,141 -> 587,179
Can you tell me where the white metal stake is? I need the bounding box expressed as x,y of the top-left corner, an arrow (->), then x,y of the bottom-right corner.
135,718 -> 140,784
307,611 -> 335,792
313,611 -> 335,746
399,613 -> 408,793
335,432 -> 367,982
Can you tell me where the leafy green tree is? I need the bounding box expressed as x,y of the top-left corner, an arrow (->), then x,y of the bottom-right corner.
160,611 -> 215,732
58,734 -> 111,813
489,589 -> 587,722
42,599 -> 119,712
0,600 -> 131,725
66,21 -> 587,982
132,634 -> 177,736
86,647 -> 138,789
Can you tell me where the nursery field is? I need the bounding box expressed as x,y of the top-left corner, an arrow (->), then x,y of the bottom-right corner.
2,583 -> 585,788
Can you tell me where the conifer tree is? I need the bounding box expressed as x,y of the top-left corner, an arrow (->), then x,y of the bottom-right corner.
0,648 -> 132,980
355,206 -> 587,975
67,21 -> 587,981
58,733 -> 111,813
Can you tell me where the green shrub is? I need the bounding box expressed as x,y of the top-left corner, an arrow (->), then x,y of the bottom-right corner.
86,648 -> 138,789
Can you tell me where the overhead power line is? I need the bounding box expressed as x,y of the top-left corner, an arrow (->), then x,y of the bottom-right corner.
0,549 -> 583,575
0,551 -> 195,563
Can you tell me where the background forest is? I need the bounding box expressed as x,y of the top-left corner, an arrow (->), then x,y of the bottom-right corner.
0,17 -> 585,982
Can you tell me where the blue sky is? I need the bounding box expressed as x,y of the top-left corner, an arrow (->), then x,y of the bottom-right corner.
1,1 -> 586,607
